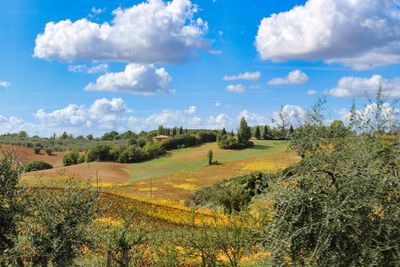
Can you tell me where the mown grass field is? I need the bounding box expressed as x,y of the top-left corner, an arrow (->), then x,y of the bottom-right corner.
128,140 -> 288,181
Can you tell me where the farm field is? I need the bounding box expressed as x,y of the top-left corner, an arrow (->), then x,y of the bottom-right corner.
20,140 -> 299,207
109,140 -> 298,205
0,145 -> 66,167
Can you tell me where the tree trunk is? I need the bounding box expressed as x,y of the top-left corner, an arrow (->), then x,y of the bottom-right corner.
106,250 -> 112,267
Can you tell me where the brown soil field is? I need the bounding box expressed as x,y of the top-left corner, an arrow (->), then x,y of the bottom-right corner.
0,145 -> 66,167
21,162 -> 131,184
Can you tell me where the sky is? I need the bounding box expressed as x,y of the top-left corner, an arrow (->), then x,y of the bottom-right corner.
0,0 -> 399,136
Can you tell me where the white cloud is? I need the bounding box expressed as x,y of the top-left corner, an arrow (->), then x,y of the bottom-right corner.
215,101 -> 221,107
226,84 -> 245,93
307,89 -> 318,96
256,0 -> 400,69
238,110 -> 267,126
338,102 -> 399,131
272,105 -> 306,127
85,64 -> 173,95
68,63 -> 109,74
268,70 -> 309,85
91,7 -> 106,15
184,106 -> 197,115
0,115 -> 33,134
223,71 -> 261,81
327,75 -> 400,98
35,98 -> 131,130
0,81 -> 10,88
34,0 -> 208,63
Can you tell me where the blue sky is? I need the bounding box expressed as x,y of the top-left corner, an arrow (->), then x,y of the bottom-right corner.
0,0 -> 399,136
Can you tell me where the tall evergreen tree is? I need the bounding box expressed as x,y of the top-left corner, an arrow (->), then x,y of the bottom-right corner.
222,128 -> 227,135
255,126 -> 261,139
179,126 -> 184,135
238,117 -> 251,142
263,125 -> 269,140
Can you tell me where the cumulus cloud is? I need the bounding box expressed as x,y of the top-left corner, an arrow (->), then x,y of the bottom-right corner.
226,84 -> 245,93
85,64 -> 173,95
223,71 -> 261,81
268,70 -> 309,85
34,0 -> 208,63
256,0 -> 400,69
238,110 -> 267,126
184,106 -> 197,115
0,115 -> 33,134
307,90 -> 318,96
35,98 -> 131,130
68,63 -> 109,74
0,81 -> 10,88
327,75 -> 400,98
91,7 -> 106,15
338,102 -> 399,131
272,105 -> 306,127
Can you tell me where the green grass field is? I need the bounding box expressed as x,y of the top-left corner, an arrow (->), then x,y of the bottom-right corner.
128,140 -> 288,181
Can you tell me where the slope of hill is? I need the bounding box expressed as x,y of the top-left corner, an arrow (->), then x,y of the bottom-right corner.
0,145 -> 66,167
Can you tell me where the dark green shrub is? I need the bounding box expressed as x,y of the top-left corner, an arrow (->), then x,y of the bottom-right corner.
86,144 -> 114,162
22,160 -> 53,172
33,146 -> 41,154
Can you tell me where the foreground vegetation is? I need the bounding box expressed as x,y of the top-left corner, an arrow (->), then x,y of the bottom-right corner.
1,92 -> 400,266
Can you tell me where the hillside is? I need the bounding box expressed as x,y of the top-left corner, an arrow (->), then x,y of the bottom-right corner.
21,140 -> 299,206
0,145 -> 66,167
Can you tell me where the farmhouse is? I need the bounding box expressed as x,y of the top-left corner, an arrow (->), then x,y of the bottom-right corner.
153,135 -> 170,142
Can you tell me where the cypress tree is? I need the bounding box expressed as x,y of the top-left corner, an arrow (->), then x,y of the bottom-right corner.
255,126 -> 261,139
263,125 -> 269,140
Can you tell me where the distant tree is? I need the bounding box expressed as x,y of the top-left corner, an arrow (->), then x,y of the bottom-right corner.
18,131 -> 28,138
179,127 -> 184,135
255,126 -> 261,139
101,131 -> 119,141
238,117 -> 251,142
263,125 -> 269,140
172,127 -> 177,136
61,131 -> 68,139
158,125 -> 165,135
207,150 -> 213,166
86,134 -> 93,140
222,128 -> 227,135
289,125 -> 294,134
136,138 -> 147,148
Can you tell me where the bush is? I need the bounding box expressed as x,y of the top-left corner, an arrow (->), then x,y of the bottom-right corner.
45,148 -> 53,156
33,146 -> 41,154
187,172 -> 271,213
217,134 -> 253,150
86,144 -> 114,162
161,134 -> 200,150
62,150 -> 79,166
22,160 -> 53,172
